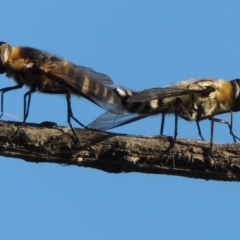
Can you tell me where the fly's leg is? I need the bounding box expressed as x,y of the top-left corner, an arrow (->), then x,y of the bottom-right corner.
23,88 -> 36,122
173,101 -> 179,142
10,87 -> 36,140
165,98 -> 182,168
160,114 -> 165,135
0,82 -> 24,118
196,120 -> 205,141
66,93 -> 87,143
210,118 -> 214,156
209,112 -> 240,142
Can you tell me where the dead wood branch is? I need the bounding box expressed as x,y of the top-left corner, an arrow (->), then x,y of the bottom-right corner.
0,120 -> 239,182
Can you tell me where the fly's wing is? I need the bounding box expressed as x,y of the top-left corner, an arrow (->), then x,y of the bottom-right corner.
71,65 -> 114,85
36,60 -> 124,114
87,111 -> 147,131
127,86 -> 215,103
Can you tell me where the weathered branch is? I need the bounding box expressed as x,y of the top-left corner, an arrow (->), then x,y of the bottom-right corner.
0,120 -> 239,181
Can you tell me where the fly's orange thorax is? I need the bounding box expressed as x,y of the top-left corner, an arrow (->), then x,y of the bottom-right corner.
7,47 -> 28,72
216,81 -> 235,110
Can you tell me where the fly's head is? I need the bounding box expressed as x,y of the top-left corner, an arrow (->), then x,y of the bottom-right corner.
0,42 -> 11,74
232,79 -> 240,112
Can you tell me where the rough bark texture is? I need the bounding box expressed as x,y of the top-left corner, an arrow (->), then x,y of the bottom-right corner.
0,120 -> 240,181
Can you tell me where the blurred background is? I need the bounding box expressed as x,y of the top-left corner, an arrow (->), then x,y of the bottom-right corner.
0,1 -> 239,239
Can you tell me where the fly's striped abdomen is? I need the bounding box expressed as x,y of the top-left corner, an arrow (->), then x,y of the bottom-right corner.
114,87 -> 176,115
114,87 -> 151,114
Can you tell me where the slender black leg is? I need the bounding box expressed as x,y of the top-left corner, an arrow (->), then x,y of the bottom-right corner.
170,99 -> 181,168
229,112 -> 238,142
173,104 -> 179,142
196,120 -> 205,141
209,113 -> 240,142
9,87 -> 36,140
23,88 -> 36,122
163,98 -> 182,167
160,114 -> 165,135
210,118 -> 214,156
0,83 -> 24,118
66,93 -> 87,142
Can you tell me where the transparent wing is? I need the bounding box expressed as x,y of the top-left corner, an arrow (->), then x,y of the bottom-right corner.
36,61 -> 124,114
127,87 -> 214,103
72,65 -> 114,85
87,111 -> 147,131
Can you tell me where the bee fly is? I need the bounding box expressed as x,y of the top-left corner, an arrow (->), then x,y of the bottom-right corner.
0,42 -> 124,141
87,78 -> 240,148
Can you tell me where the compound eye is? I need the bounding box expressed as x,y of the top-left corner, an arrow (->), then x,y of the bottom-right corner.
0,42 -> 7,74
